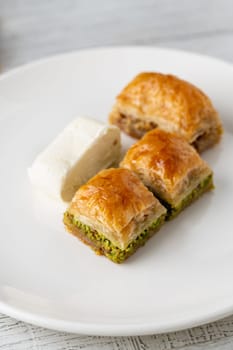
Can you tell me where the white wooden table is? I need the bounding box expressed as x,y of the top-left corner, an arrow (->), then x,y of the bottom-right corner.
0,0 -> 233,348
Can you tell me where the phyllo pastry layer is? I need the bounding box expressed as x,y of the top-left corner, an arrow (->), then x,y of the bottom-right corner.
64,168 -> 166,263
109,72 -> 223,152
120,129 -> 213,219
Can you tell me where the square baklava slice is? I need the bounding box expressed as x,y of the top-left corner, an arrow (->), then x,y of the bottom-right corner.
120,129 -> 213,219
64,168 -> 166,263
109,72 -> 223,152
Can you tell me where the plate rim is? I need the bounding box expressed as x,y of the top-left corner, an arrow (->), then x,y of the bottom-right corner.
1,45 -> 233,82
1,297 -> 233,336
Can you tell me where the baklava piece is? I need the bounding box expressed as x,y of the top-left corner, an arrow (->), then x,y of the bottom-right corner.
120,129 -> 213,219
64,168 -> 166,263
109,72 -> 223,152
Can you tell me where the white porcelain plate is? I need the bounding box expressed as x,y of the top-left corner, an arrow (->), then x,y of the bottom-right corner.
0,47 -> 233,336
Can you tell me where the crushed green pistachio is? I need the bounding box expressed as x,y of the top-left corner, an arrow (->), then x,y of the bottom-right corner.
63,212 -> 165,263
158,174 -> 213,220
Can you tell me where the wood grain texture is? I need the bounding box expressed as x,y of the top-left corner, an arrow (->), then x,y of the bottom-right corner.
0,0 -> 233,349
2,314 -> 233,350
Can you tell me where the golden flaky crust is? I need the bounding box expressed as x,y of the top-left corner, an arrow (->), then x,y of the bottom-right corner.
68,168 -> 166,248
120,129 -> 212,205
109,72 -> 223,151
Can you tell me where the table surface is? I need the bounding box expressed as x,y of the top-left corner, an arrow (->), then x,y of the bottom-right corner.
0,0 -> 233,349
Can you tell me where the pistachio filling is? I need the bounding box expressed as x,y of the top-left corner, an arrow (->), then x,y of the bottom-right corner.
159,174 -> 213,220
63,212 -> 165,263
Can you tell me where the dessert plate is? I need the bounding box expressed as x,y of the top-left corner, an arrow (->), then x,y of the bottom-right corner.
0,46 -> 233,336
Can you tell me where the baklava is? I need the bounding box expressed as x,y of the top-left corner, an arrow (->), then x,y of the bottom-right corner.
120,129 -> 213,219
64,168 -> 167,263
109,72 -> 223,152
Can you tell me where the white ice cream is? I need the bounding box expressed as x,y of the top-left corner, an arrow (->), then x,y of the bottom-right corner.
28,117 -> 121,201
